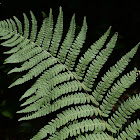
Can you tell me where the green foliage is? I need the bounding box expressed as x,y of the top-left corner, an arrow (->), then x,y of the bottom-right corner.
0,7 -> 140,140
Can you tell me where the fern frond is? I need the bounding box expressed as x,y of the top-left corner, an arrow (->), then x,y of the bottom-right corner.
100,68 -> 137,117
35,18 -> 48,46
30,105 -> 99,140
116,119 -> 140,140
18,93 -> 97,114
3,38 -> 29,54
19,64 -> 65,100
65,16 -> 87,70
1,34 -> 19,46
9,18 -> 17,33
20,78 -> 71,107
92,43 -> 140,101
18,81 -> 83,121
47,118 -> 106,140
4,42 -> 38,63
83,33 -> 118,91
13,16 -> 23,35
30,11 -> 37,42
0,8 -> 139,140
75,26 -> 111,79
8,51 -> 49,73
108,93 -> 140,133
23,13 -> 29,38
6,19 -> 13,31
0,20 -> 9,31
57,14 -> 76,63
9,56 -> 58,88
0,32 -> 14,40
49,7 -> 63,56
42,8 -> 53,50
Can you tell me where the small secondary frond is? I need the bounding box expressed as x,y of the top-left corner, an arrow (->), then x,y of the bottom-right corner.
92,43 -> 139,102
108,93 -> 140,133
65,16 -> 87,70
83,33 -> 118,91
75,26 -> 111,80
47,118 -> 106,140
116,119 -> 140,140
100,68 -> 138,117
29,105 -> 99,140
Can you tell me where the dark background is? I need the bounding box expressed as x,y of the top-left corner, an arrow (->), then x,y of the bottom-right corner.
0,0 -> 140,139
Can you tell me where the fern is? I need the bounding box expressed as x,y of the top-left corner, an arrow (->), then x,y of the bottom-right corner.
0,7 -> 140,140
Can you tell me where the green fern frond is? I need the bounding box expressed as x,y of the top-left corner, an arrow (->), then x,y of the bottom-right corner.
42,8 -> 53,51
83,32 -> 118,91
108,93 -> 140,133
6,19 -> 14,32
65,16 -> 87,70
19,64 -> 65,100
49,7 -> 63,56
9,18 -> 17,33
92,43 -> 139,101
19,104 -> 99,132
0,7 -> 139,140
116,119 -> 140,140
30,11 -> 37,42
47,118 -> 106,140
3,38 -> 29,54
23,13 -> 29,38
1,34 -> 19,46
35,18 -> 48,46
75,26 -> 111,79
57,14 -> 76,63
100,68 -> 138,117
13,16 -> 23,35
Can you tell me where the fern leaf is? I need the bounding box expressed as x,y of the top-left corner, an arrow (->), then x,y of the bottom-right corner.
1,34 -> 19,46
3,38 -> 29,54
13,16 -> 23,35
6,19 -> 13,31
49,7 -> 63,56
0,32 -> 14,40
83,33 -> 118,91
65,16 -> 87,70
75,26 -> 111,79
8,51 -> 49,73
8,56 -> 57,88
57,14 -> 76,63
0,8 -> 139,140
18,93 -> 97,113
92,43 -> 140,101
30,105 -> 98,140
35,18 -> 48,46
42,8 -> 53,50
0,20 -> 9,31
100,68 -> 138,117
23,13 -> 29,38
47,119 -> 106,140
18,81 -> 83,120
19,64 -> 65,101
30,11 -> 37,42
107,93 -> 140,133
4,42 -> 37,63
116,119 -> 140,140
9,18 -> 17,33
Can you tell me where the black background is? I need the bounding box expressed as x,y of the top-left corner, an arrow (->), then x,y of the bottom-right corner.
0,0 -> 140,139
